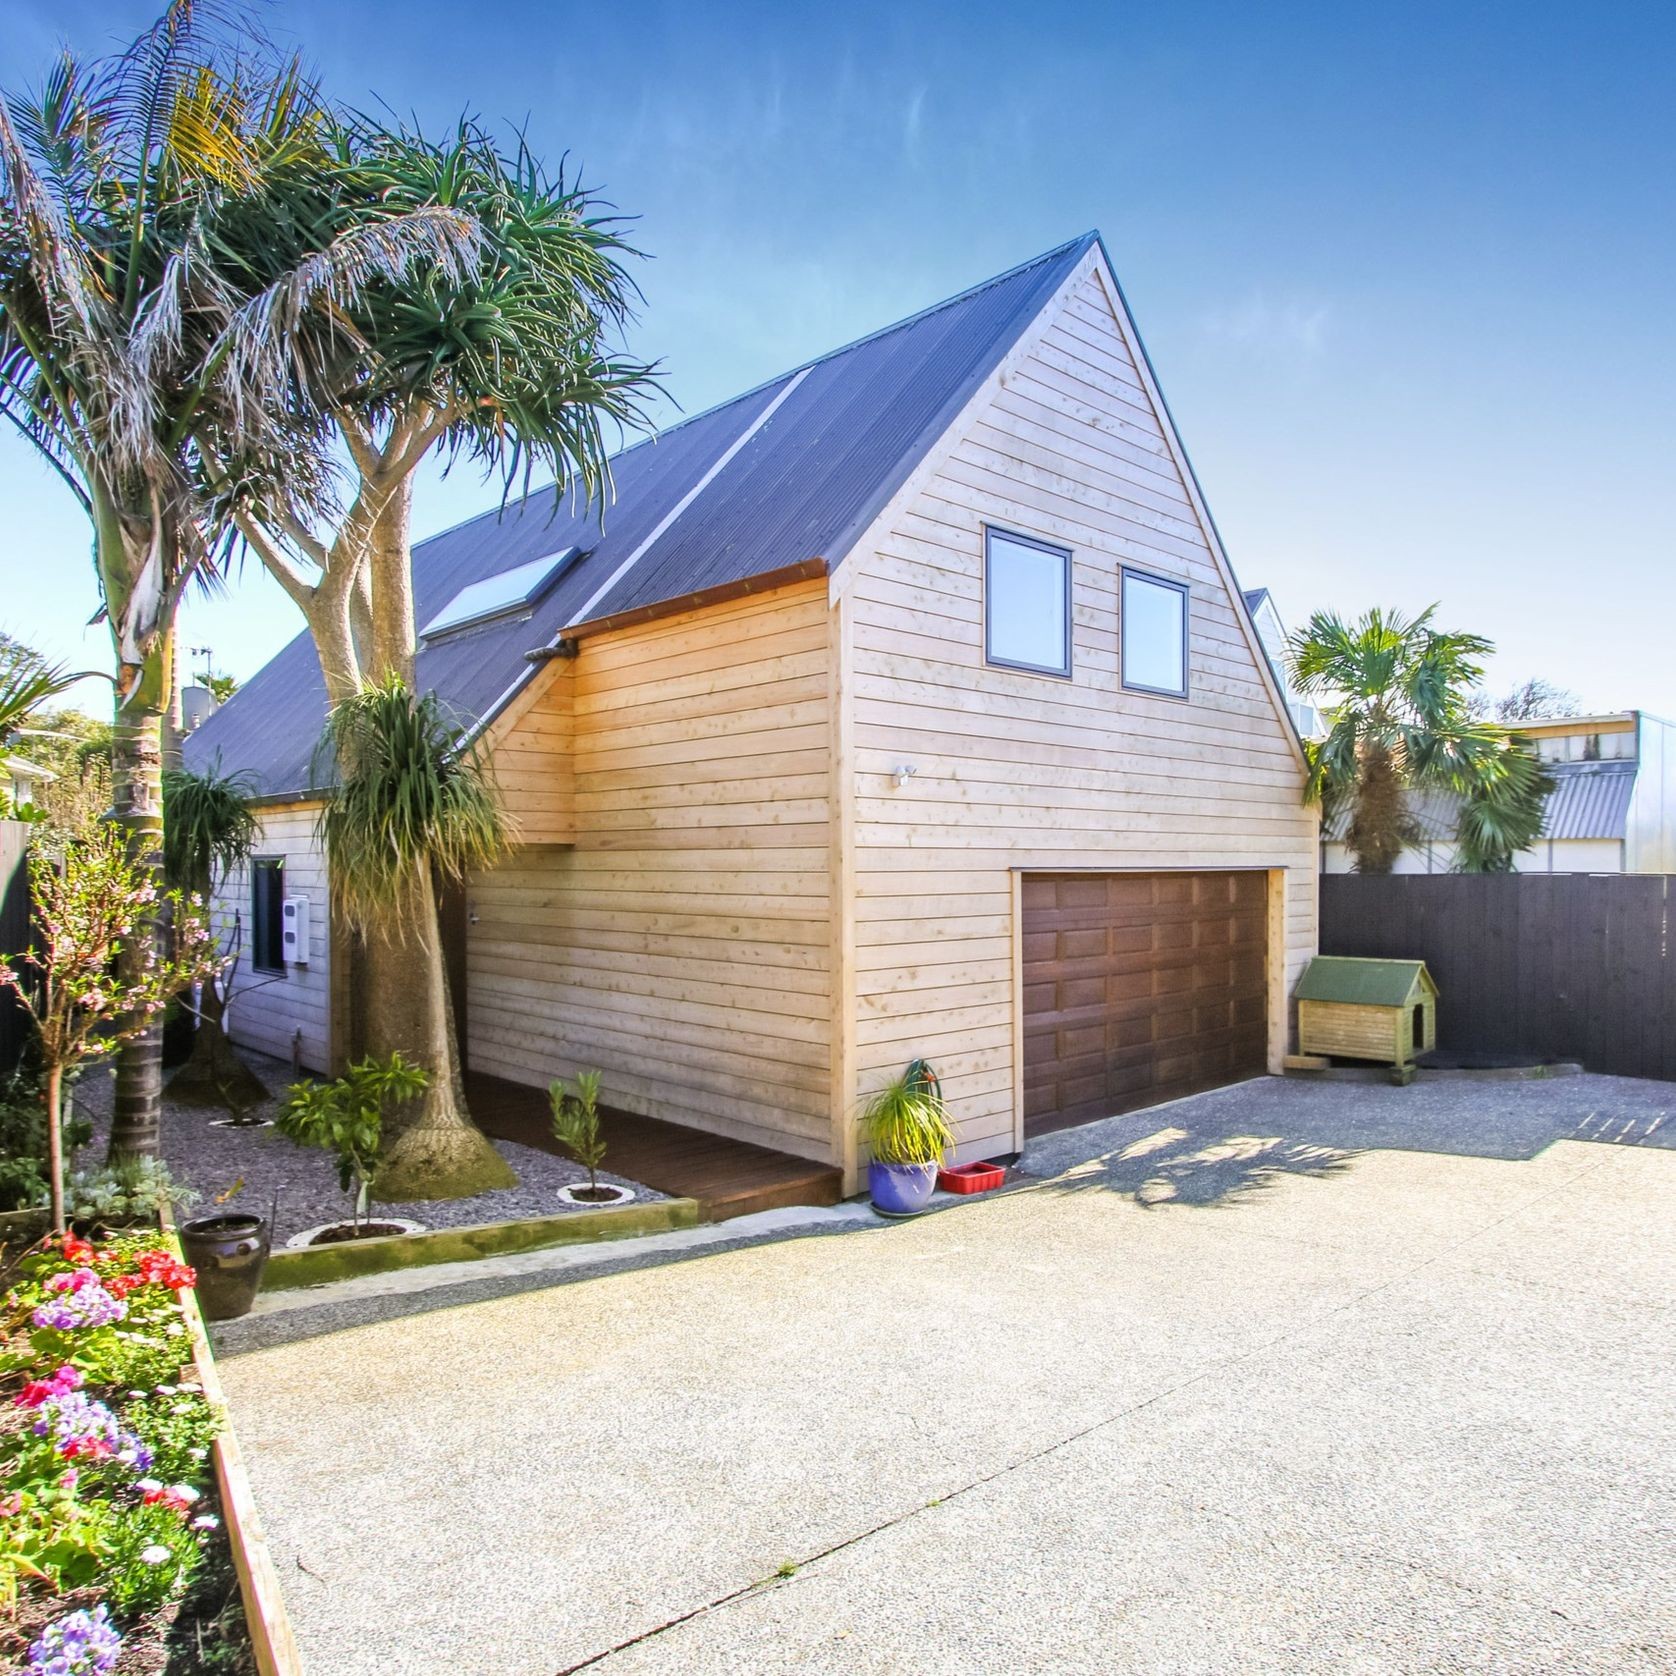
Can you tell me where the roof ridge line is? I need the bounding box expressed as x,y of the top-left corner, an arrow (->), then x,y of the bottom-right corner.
411,233 -> 1100,554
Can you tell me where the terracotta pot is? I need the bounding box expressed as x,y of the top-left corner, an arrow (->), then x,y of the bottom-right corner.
180,1213 -> 271,1321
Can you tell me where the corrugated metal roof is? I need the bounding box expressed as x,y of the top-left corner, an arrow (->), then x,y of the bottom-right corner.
1323,759 -> 1639,847
1296,956 -> 1434,1007
187,234 -> 1097,798
1541,759 -> 1637,840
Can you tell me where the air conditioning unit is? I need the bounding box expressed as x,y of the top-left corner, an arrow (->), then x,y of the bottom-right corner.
281,895 -> 311,967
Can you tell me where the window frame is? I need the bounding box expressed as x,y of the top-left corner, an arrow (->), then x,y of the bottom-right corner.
250,857 -> 286,974
982,526 -> 1074,680
1119,565 -> 1191,700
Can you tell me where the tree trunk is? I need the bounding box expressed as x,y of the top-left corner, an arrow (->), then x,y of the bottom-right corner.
107,642 -> 169,1161
1348,743 -> 1415,874
167,975 -> 267,1109
364,862 -> 513,1200
46,1062 -> 65,1236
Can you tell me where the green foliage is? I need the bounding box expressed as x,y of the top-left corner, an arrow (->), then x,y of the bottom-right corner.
1291,606 -> 1551,874
0,1070 -> 91,1211
0,641 -> 78,742
859,1061 -> 955,1167
65,1156 -> 198,1231
317,677 -> 506,930
162,758 -> 258,896
548,1069 -> 606,1191
277,1052 -> 429,1227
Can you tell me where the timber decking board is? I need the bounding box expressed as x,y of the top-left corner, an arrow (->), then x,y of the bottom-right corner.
465,1070 -> 843,1220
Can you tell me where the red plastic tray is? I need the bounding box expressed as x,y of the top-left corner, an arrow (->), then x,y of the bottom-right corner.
937,1161 -> 1006,1195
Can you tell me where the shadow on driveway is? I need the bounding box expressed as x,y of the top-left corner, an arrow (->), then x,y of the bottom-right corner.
1019,1070 -> 1674,1210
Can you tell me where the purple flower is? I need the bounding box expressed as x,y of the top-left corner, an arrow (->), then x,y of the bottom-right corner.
30,1393 -> 145,1466
27,1604 -> 122,1675
31,1276 -> 126,1331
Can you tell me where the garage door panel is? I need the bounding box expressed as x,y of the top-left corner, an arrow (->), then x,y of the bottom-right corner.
1022,870 -> 1270,1139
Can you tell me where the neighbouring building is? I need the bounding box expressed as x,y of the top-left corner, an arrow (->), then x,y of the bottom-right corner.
187,232 -> 1319,1185
1322,710 -> 1676,875
1242,588 -> 1322,738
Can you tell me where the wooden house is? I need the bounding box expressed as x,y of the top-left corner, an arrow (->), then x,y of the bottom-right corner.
1295,957 -> 1437,1068
186,233 -> 1321,1190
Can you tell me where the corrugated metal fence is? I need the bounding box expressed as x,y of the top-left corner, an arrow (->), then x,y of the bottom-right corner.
0,822 -> 31,1076
1319,872 -> 1676,1083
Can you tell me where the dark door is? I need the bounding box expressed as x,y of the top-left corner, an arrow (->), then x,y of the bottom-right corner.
1022,870 -> 1269,1138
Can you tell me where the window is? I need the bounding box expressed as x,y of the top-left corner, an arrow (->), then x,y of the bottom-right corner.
419,547 -> 578,642
251,858 -> 285,973
1120,568 -> 1189,698
984,528 -> 1071,677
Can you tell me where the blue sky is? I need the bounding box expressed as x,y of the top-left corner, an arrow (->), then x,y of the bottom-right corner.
3,0 -> 1673,714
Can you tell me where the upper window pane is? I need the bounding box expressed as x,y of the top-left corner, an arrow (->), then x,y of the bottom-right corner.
1121,570 -> 1188,696
985,530 -> 1071,677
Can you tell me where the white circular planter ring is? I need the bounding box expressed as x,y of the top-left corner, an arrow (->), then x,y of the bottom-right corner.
556,1183 -> 636,1208
286,1216 -> 427,1250
208,1117 -> 274,1129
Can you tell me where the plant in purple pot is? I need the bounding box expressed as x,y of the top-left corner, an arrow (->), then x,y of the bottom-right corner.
860,1059 -> 954,1217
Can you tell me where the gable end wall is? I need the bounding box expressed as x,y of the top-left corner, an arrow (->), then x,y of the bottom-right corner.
840,258 -> 1320,1161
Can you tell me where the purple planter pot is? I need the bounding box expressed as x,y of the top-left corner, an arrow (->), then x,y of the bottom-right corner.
868,1160 -> 939,1217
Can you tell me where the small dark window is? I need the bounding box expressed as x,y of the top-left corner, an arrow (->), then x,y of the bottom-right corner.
1120,567 -> 1189,698
251,858 -> 285,973
984,527 -> 1072,678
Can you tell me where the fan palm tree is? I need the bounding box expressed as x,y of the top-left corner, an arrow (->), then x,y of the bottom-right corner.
0,2 -> 481,1156
162,758 -> 265,1105
1290,606 -> 1551,873
316,678 -> 513,1197
214,117 -> 659,1195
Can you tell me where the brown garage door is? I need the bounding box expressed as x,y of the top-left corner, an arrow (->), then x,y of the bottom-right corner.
1022,871 -> 1269,1138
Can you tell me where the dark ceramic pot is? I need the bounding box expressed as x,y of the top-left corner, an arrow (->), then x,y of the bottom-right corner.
180,1213 -> 271,1321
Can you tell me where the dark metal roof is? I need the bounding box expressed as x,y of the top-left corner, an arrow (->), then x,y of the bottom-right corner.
188,234 -> 1097,798
1324,759 -> 1639,846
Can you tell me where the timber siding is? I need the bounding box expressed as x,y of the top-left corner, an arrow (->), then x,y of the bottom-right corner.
217,802 -> 333,1073
839,256 -> 1319,1162
464,579 -> 835,1160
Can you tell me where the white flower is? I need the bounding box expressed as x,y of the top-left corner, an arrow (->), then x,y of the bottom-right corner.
140,1544 -> 172,1565
136,1478 -> 162,1494
192,1514 -> 220,1531
154,1385 -> 178,1395
188,1447 -> 208,1461
168,1484 -> 199,1504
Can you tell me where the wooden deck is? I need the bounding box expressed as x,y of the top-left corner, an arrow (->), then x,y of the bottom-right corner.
465,1071 -> 843,1222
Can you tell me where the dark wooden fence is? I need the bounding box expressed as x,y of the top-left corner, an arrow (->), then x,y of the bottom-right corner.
0,822 -> 31,1077
1319,872 -> 1676,1082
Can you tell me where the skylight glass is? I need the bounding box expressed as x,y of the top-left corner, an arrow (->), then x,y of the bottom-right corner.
419,548 -> 578,641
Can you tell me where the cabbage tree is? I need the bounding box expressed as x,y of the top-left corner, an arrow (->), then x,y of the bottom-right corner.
0,2 -> 479,1157
221,118 -> 658,1196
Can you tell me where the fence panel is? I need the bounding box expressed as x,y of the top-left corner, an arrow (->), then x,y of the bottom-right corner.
1319,871 -> 1676,1082
0,821 -> 30,1076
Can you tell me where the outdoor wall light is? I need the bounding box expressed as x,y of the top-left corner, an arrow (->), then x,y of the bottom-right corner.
893,764 -> 918,788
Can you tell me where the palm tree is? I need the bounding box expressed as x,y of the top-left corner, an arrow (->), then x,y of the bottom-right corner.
316,678 -> 512,1198
1290,606 -> 1551,873
162,758 -> 265,1106
216,117 -> 659,1195
0,3 -> 480,1157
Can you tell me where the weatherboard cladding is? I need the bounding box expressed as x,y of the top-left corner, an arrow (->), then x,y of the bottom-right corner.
186,235 -> 1095,799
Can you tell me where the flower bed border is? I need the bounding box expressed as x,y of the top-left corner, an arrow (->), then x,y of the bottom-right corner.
261,1196 -> 703,1291
161,1212 -> 305,1676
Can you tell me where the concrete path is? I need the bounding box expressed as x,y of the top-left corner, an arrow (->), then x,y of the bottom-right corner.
219,1075 -> 1676,1674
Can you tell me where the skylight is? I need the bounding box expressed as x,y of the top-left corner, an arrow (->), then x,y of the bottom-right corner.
419,549 -> 578,641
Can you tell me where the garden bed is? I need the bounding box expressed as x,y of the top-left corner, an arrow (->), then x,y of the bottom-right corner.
0,1230 -> 289,1673
69,1053 -> 662,1247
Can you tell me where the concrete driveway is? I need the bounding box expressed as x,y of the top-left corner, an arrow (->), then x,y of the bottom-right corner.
219,1073 -> 1676,1674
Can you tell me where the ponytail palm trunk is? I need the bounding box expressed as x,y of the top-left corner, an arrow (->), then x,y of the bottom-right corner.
320,679 -> 513,1198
